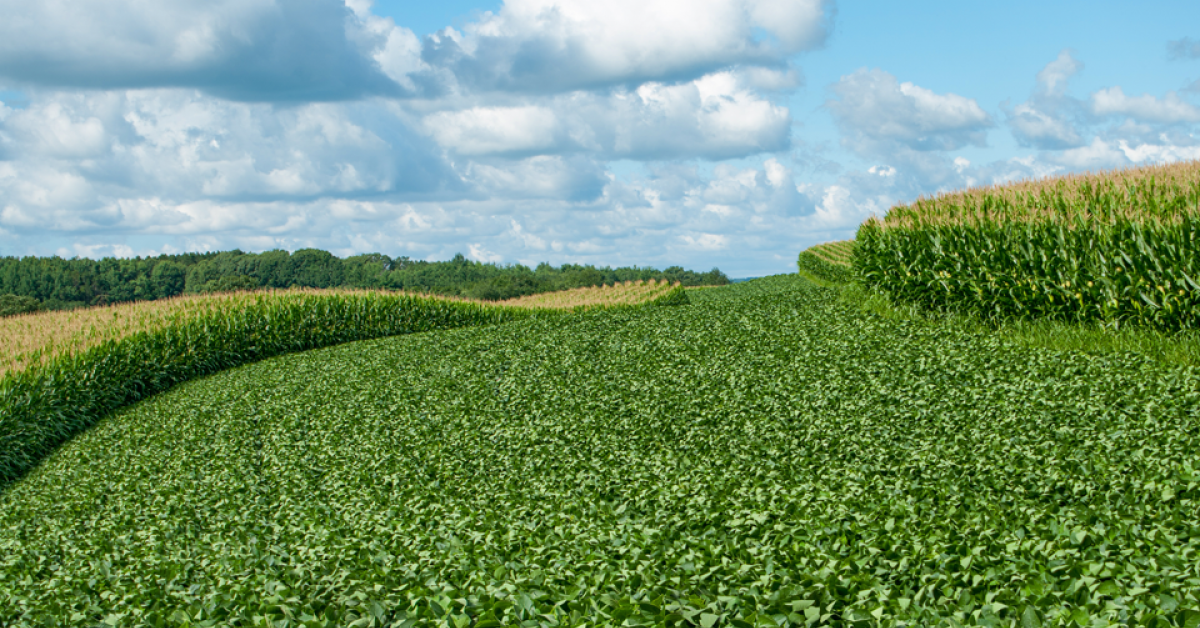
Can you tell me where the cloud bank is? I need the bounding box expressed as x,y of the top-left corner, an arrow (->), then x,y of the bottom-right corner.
0,2 -> 1198,276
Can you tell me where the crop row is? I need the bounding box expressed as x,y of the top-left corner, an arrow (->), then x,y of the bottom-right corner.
807,241 -> 855,265
0,281 -> 682,376
797,242 -> 855,285
0,284 -> 689,489
856,217 -> 1200,330
882,160 -> 1200,229
0,291 -> 544,489
855,161 -> 1200,330
2,276 -> 1197,626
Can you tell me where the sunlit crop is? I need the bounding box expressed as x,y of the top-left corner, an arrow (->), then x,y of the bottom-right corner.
877,159 -> 1200,229
499,278 -> 680,309
0,283 -> 677,377
2,276 -> 1197,626
856,160 -> 1200,330
797,240 -> 855,284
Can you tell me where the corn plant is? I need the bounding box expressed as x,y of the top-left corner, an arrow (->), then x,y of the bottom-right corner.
855,160 -> 1200,330
797,240 -> 856,284
0,284 -> 690,489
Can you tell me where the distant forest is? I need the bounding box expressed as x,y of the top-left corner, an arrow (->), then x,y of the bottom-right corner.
0,249 -> 729,315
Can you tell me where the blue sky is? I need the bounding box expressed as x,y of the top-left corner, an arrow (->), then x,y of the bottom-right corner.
0,1 -> 1198,276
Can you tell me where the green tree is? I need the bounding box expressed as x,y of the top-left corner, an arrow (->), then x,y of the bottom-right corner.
151,262 -> 187,299
0,294 -> 40,317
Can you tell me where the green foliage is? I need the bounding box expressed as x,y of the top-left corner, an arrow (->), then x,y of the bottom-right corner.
835,281 -> 1200,368
883,164 -> 1200,229
149,261 -> 186,299
194,273 -> 261,294
0,294 -> 39,318
0,249 -> 728,306
651,285 -> 690,306
3,276 -> 1198,626
855,218 -> 1200,331
0,293 -> 541,489
796,251 -> 854,285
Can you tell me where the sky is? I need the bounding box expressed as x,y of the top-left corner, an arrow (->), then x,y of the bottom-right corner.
0,1 -> 1198,276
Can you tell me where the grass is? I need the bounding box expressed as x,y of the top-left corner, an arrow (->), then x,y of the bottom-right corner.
2,275 -> 1198,626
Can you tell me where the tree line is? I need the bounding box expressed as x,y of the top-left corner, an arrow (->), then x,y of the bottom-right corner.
0,249 -> 729,316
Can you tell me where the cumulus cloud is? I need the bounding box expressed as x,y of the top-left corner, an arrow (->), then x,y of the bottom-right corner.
1091,87 -> 1200,124
0,0 -> 404,101
1004,49 -> 1200,169
464,155 -> 608,200
1036,50 -> 1084,96
1118,139 -> 1200,163
1005,50 -> 1087,150
1049,137 -> 1129,170
424,106 -> 561,156
0,90 -> 465,234
1168,37 -> 1200,60
827,68 -> 992,154
1007,104 -> 1085,150
426,0 -> 834,93
422,70 -> 792,161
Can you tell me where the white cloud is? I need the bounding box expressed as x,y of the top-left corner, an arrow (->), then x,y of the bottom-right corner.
1091,87 -> 1200,124
827,68 -> 992,154
424,106 -> 560,155
0,0 -> 399,101
0,89 -> 470,242
1051,138 -> 1129,170
360,15 -> 428,91
431,0 -> 833,93
422,70 -> 791,161
1118,139 -> 1200,163
468,242 -> 505,263
679,233 -> 728,251
465,155 -> 607,200
6,99 -> 110,158
1005,50 -> 1087,150
1007,101 -> 1085,149
809,185 -> 876,230
65,243 -> 136,259
1036,50 -> 1084,96
509,219 -> 548,250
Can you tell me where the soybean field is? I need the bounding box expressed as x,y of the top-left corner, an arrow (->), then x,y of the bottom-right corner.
2,276 -> 1198,627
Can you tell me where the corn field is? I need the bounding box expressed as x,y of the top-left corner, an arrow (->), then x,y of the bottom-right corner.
0,285 -> 687,488
0,282 -> 681,378
855,160 -> 1200,330
797,240 -> 855,284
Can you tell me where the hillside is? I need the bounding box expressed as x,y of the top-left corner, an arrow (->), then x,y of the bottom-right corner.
0,281 -> 682,377
855,160 -> 1200,331
0,283 -> 687,488
2,275 -> 1197,626
796,240 -> 855,285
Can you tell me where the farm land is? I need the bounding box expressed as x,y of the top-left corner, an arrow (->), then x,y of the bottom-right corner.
0,162 -> 1198,627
